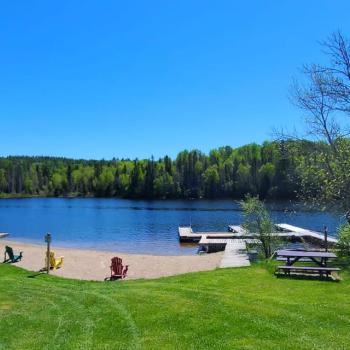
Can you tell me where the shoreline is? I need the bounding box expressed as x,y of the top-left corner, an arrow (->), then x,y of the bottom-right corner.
5,236 -> 198,256
0,239 -> 223,281
0,194 -> 298,202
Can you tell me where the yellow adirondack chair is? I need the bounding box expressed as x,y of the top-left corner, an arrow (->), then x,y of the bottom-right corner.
45,251 -> 64,269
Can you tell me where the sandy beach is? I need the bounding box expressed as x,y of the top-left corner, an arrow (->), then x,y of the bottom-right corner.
0,239 -> 223,281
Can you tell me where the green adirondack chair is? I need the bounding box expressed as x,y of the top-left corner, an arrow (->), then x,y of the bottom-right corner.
3,246 -> 23,263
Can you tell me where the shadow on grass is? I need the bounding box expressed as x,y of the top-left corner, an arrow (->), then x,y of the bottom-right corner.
275,272 -> 340,282
27,268 -> 48,278
27,273 -> 45,278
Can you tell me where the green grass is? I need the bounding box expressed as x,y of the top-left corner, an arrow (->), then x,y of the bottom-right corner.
1,264 -> 350,350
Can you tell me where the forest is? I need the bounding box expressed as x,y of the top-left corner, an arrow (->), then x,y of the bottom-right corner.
0,140 -> 325,200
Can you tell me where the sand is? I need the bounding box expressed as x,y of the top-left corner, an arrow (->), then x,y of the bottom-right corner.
0,239 -> 223,281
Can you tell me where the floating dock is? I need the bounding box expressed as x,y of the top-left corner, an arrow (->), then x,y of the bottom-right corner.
179,227 -> 253,268
179,223 -> 337,268
229,223 -> 338,246
178,227 -> 236,243
275,223 -> 338,244
179,223 -> 337,246
227,225 -> 248,235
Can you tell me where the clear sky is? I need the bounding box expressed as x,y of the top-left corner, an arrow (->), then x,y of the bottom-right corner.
1,1 -> 350,160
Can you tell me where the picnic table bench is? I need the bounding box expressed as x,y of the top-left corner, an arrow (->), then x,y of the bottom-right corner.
276,265 -> 340,277
275,250 -> 340,278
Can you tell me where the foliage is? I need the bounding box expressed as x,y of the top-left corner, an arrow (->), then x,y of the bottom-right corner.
0,140 -> 306,199
337,223 -> 350,258
1,264 -> 350,349
241,195 -> 278,258
290,32 -> 350,210
293,138 -> 350,210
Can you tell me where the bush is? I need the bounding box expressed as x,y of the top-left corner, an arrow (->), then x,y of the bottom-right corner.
337,224 -> 350,258
241,195 -> 280,259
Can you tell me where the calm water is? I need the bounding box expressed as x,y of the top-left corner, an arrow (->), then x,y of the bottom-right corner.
0,198 -> 343,255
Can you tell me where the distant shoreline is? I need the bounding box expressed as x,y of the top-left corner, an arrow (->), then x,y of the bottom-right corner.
0,193 -> 95,199
0,193 -> 296,202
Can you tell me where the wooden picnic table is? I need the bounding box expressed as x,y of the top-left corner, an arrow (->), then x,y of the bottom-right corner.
276,250 -> 337,267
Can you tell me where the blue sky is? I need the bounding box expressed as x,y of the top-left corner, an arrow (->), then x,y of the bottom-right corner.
1,1 -> 350,160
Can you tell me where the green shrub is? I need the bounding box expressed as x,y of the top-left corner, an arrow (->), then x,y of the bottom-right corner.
241,195 -> 280,258
337,223 -> 350,259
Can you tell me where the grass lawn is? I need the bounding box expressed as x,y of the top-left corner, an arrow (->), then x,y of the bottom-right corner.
0,263 -> 350,350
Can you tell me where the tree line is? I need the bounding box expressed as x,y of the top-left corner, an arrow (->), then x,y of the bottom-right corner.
0,140 -> 322,199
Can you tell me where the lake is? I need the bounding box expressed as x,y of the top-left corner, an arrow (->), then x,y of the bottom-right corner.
0,198 -> 343,255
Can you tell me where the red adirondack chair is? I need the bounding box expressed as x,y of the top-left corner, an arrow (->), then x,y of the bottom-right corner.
110,257 -> 128,280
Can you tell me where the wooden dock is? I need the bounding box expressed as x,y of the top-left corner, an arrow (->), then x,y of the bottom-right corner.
198,236 -> 250,268
275,223 -> 338,244
228,223 -> 338,245
180,224 -> 338,245
179,223 -> 337,268
227,225 -> 247,234
178,227 -> 236,242
220,240 -> 251,268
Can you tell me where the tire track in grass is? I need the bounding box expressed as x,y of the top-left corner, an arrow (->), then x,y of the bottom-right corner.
0,284 -> 64,348
85,291 -> 141,350
50,282 -> 141,350
25,285 -> 95,349
0,281 -> 94,349
43,279 -> 141,350
21,280 -> 141,350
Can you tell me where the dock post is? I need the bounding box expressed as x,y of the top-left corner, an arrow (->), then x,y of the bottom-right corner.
324,226 -> 328,252
45,233 -> 52,274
